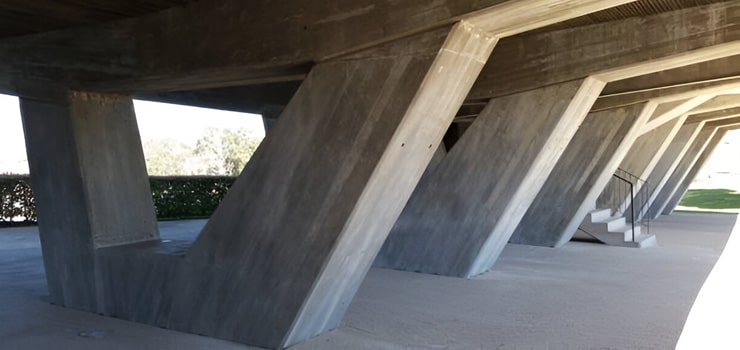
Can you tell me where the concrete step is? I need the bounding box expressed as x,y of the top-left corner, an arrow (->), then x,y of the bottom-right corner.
579,210 -> 656,248
601,216 -> 626,231
634,233 -> 658,248
611,225 -> 640,242
588,209 -> 612,223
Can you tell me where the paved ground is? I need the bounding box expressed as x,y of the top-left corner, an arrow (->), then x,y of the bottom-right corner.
0,213 -> 736,349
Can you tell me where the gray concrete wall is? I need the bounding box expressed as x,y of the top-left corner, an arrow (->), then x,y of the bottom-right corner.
19,90 -> 158,312
375,77 -> 605,278
87,25 -> 497,349
260,105 -> 283,134
663,129 -> 727,214
509,103 -> 649,247
634,123 -> 701,220
650,127 -> 716,217
596,117 -> 683,211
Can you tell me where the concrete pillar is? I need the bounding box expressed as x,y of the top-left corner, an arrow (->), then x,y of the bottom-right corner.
636,122 -> 702,219
90,23 -> 497,349
596,115 -> 687,217
260,105 -> 283,134
509,103 -> 653,247
650,126 -> 717,217
662,129 -> 728,214
18,87 -> 158,312
375,77 -> 606,278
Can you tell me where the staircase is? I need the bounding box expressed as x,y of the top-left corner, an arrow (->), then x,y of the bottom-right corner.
579,208 -> 657,248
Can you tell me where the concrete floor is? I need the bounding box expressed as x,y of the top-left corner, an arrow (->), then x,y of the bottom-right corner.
0,213 -> 736,349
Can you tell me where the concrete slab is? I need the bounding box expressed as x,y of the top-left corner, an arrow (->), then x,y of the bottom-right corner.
0,213 -> 735,349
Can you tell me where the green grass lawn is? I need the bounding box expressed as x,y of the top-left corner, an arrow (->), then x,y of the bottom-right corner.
680,189 -> 740,209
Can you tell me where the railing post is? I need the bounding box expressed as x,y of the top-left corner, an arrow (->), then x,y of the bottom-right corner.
629,182 -> 635,242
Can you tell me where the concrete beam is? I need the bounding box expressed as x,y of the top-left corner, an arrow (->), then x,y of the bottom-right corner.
469,1 -> 740,100
706,117 -> 740,129
18,88 -> 158,312
641,96 -> 715,134
509,103 -> 654,247
375,77 -> 606,278
135,82 -> 300,115
688,94 -> 740,115
0,0 -> 638,95
686,107 -> 740,124
602,55 -> 740,96
595,78 -> 740,111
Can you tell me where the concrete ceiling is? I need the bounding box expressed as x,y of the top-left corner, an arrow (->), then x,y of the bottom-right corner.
0,0 -> 199,38
538,0 -> 726,32
0,0 -> 728,40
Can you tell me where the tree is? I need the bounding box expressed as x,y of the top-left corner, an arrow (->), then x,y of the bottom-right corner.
194,128 -> 262,176
142,139 -> 192,175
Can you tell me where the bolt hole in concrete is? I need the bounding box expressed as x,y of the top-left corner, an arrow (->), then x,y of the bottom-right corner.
77,329 -> 109,339
677,215 -> 740,349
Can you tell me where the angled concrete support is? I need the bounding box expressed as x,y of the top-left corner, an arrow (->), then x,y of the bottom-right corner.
89,24 -> 497,349
509,103 -> 654,247
653,118 -> 740,216
637,123 -> 704,219
375,77 -> 605,278
649,126 -> 718,217
18,88 -> 158,312
662,127 -> 734,214
641,96 -> 714,133
596,114 -> 687,217
260,105 -> 283,134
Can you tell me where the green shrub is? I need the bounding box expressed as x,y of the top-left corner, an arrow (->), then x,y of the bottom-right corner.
149,176 -> 235,219
0,175 -> 236,224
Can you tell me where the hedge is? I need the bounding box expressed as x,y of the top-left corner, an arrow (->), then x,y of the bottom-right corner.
0,175 -> 236,224
0,176 -> 36,224
149,176 -> 235,219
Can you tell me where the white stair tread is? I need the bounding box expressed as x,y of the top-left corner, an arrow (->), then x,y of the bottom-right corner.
589,209 -> 612,222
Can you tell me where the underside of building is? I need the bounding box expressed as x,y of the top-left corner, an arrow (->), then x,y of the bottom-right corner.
1,0 -> 739,348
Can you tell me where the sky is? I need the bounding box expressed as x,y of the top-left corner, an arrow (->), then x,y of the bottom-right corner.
0,94 -> 264,174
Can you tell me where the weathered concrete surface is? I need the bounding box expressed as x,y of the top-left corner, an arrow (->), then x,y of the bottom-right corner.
260,105 -> 283,133
470,1 -> 740,100
509,103 -> 652,247
650,127 -> 717,218
375,78 -> 605,278
597,115 -> 686,214
1,213 -> 735,349
88,24 -> 497,349
18,90 -> 158,312
642,96 -> 714,132
664,129 -> 728,215
635,123 -> 703,220
0,0 -> 639,95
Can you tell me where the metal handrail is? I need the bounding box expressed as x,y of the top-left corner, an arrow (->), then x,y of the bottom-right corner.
609,168 -> 651,242
612,173 -> 636,242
